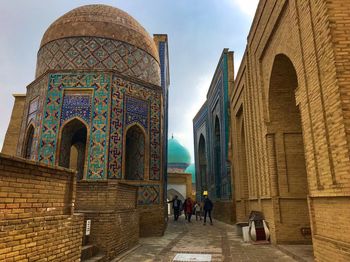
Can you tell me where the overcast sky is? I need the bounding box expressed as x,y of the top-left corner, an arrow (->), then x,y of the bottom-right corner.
0,0 -> 258,162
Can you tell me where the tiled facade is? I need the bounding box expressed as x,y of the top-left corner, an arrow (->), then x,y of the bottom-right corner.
193,49 -> 235,224
2,5 -> 169,256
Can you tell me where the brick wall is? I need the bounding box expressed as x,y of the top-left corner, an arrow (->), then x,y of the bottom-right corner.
213,200 -> 235,224
230,0 -> 350,260
2,95 -> 26,156
76,181 -> 139,260
0,154 -> 84,261
139,205 -> 166,237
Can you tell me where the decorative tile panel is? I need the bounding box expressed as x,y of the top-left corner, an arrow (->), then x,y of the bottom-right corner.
61,94 -> 92,124
125,96 -> 149,129
36,37 -> 160,86
38,73 -> 110,180
108,77 -> 161,180
137,185 -> 160,205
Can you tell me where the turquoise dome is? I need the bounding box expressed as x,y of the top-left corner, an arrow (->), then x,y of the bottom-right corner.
168,137 -> 191,165
185,163 -> 196,183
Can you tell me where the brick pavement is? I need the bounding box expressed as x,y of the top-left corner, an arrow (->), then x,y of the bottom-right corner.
118,216 -> 297,262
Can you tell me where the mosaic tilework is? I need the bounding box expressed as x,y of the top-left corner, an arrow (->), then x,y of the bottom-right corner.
108,83 -> 124,178
125,96 -> 149,129
27,97 -> 39,124
41,5 -> 159,62
150,96 -> 161,180
36,37 -> 160,86
108,77 -> 161,180
18,77 -> 48,160
61,94 -> 92,124
38,73 -> 110,180
137,185 -> 160,205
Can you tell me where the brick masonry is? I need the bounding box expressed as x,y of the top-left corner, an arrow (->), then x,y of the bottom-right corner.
230,0 -> 350,260
0,153 -> 84,261
2,95 -> 26,157
75,181 -> 139,260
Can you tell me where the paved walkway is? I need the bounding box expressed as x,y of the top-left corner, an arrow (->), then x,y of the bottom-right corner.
118,215 -> 298,262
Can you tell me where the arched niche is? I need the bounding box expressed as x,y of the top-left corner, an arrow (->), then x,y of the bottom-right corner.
124,124 -> 145,180
23,124 -> 35,159
198,134 -> 208,192
58,118 -> 88,180
268,54 -> 308,195
214,116 -> 222,198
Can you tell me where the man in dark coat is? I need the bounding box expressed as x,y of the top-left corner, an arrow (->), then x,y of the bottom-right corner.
203,195 -> 213,225
168,195 -> 182,221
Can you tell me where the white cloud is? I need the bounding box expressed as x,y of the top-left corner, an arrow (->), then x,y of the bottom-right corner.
172,74 -> 211,162
229,0 -> 259,18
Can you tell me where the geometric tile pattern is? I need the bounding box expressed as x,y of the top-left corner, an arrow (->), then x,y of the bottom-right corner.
108,77 -> 161,180
36,37 -> 160,86
18,76 -> 48,160
38,73 -> 110,180
27,97 -> 39,124
40,5 -> 159,62
125,96 -> 149,130
137,185 -> 160,205
61,94 -> 92,125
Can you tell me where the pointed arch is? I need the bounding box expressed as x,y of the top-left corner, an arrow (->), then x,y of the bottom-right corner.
23,124 -> 35,159
124,123 -> 146,180
198,134 -> 208,192
214,116 -> 222,198
58,117 -> 88,180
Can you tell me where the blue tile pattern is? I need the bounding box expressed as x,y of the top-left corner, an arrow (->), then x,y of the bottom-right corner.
61,94 -> 92,124
125,96 -> 149,129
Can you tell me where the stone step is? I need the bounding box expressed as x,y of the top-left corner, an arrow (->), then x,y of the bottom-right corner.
82,253 -> 105,262
81,245 -> 101,261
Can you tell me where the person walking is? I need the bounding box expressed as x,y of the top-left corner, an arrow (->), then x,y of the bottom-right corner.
168,195 -> 182,221
184,197 -> 194,222
194,201 -> 202,221
183,198 -> 188,220
203,194 -> 213,225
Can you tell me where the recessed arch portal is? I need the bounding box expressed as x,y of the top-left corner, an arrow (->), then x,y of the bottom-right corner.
214,116 -> 222,198
23,124 -> 35,159
198,134 -> 208,193
268,53 -> 310,242
58,118 -> 88,180
125,124 -> 145,180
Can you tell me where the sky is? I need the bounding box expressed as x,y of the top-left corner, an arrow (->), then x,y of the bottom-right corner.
0,0 -> 258,162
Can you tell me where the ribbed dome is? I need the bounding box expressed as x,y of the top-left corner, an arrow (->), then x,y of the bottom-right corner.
168,137 -> 191,165
40,4 -> 159,62
185,164 -> 196,183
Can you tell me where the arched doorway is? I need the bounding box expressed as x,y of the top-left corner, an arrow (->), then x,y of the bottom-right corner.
198,134 -> 207,195
268,54 -> 310,243
167,188 -> 185,215
214,116 -> 222,198
238,116 -> 248,200
23,125 -> 35,159
125,125 -> 145,180
58,119 -> 87,180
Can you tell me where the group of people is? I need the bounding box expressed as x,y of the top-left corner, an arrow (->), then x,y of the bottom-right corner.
168,194 -> 213,225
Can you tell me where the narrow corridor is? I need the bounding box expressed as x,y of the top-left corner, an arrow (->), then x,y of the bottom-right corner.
118,216 -> 297,262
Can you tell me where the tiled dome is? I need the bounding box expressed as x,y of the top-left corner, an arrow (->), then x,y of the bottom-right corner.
184,163 -> 196,183
168,137 -> 191,166
40,4 -> 159,62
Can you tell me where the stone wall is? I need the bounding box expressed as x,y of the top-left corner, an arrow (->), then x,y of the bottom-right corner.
76,181 -> 139,260
230,0 -> 350,259
0,154 -> 83,261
